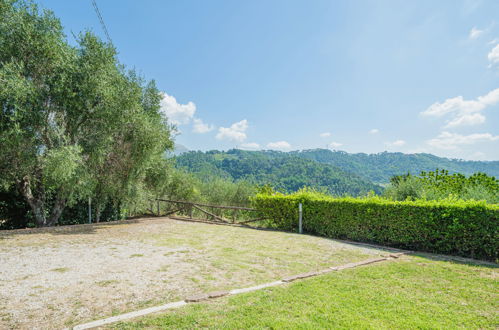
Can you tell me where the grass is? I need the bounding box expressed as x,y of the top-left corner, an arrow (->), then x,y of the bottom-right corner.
50,267 -> 70,273
129,254 -> 144,258
11,217 -> 496,329
96,280 -> 119,287
113,255 -> 498,329
145,222 -> 378,288
144,222 -> 385,294
2,218 -> 389,329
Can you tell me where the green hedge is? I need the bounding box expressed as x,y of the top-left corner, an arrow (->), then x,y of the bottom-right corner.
253,192 -> 499,261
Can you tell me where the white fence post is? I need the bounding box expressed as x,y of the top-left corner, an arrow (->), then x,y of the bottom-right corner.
88,197 -> 92,224
298,203 -> 303,234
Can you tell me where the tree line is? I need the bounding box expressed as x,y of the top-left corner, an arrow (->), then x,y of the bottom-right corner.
292,149 -> 499,184
175,149 -> 383,196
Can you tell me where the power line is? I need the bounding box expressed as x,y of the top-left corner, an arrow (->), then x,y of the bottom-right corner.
91,0 -> 112,45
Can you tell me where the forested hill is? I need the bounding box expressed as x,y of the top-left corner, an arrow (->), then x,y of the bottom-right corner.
175,150 -> 382,196
292,149 -> 499,184
175,149 -> 499,192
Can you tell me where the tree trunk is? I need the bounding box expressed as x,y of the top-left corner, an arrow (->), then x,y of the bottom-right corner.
17,177 -> 67,227
17,176 -> 47,227
95,204 -> 101,223
47,194 -> 66,227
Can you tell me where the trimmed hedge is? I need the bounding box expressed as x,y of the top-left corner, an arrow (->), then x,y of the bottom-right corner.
253,192 -> 499,262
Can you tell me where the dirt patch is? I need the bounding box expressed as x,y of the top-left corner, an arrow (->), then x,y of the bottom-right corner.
0,217 -> 388,329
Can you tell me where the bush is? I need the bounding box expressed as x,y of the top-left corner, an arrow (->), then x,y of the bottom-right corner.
253,191 -> 499,261
0,187 -> 122,229
0,186 -> 33,229
384,169 -> 499,204
197,178 -> 255,207
383,175 -> 424,201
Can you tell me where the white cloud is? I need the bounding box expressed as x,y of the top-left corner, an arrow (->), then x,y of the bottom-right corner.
159,92 -> 196,125
444,113 -> 485,128
369,129 -> 379,134
406,146 -> 429,154
216,119 -> 248,142
192,118 -> 214,133
266,141 -> 291,151
427,131 -> 499,150
421,88 -> 499,128
328,142 -> 343,149
387,140 -> 406,147
320,132 -> 331,138
240,142 -> 260,150
422,96 -> 483,117
488,43 -> 499,66
471,151 -> 486,160
469,27 -> 484,39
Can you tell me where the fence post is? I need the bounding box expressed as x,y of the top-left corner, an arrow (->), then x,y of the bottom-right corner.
189,204 -> 193,218
88,197 -> 92,224
298,203 -> 302,234
157,200 -> 160,216
232,209 -> 238,223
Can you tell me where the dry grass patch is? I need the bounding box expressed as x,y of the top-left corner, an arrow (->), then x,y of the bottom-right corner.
50,267 -> 70,273
0,217 -> 388,329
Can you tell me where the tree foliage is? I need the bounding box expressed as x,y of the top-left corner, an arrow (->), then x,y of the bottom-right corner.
293,149 -> 499,184
384,169 -> 498,204
175,149 -> 382,196
0,0 -> 172,226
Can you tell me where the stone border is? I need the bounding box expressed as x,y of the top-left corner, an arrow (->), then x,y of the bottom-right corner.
72,254 -> 405,329
72,301 -> 187,330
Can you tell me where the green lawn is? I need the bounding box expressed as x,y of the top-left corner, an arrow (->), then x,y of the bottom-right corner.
113,255 -> 498,329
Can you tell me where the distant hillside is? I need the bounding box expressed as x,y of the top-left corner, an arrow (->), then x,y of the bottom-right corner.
293,149 -> 499,184
175,149 -> 382,196
166,144 -> 190,157
173,144 -> 190,156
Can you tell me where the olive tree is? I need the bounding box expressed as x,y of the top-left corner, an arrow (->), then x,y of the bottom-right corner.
0,0 -> 172,226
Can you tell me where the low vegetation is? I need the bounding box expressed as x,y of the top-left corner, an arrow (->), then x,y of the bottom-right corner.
385,169 -> 498,204
254,189 -> 498,261
112,255 -> 498,329
0,218 -> 384,328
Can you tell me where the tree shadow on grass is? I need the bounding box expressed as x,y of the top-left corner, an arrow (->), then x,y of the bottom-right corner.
320,238 -> 498,269
410,251 -> 498,269
46,218 -> 151,236
0,217 -> 149,238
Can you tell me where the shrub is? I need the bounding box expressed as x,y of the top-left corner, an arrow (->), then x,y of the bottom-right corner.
253,191 -> 499,261
383,175 -> 424,201
384,169 -> 499,204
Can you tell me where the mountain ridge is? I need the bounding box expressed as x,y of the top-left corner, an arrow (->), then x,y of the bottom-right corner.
175,149 -> 383,196
175,148 -> 499,193
291,149 -> 499,183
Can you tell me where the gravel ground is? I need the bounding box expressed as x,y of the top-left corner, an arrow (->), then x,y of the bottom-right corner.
0,217 -> 388,329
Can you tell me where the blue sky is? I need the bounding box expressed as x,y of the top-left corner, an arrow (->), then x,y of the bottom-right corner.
39,0 -> 499,160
